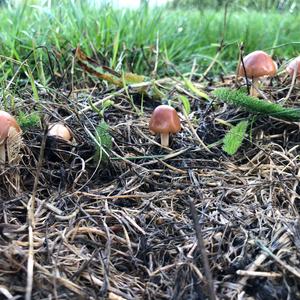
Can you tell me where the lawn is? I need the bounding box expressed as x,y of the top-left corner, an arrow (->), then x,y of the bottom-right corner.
0,1 -> 300,300
0,1 -> 300,78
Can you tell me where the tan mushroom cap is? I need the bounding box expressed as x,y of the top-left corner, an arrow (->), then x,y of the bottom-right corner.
0,110 -> 21,143
48,123 -> 72,141
149,105 -> 181,134
238,50 -> 277,78
286,56 -> 300,79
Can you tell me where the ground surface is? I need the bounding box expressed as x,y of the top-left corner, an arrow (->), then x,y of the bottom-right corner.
1,52 -> 300,300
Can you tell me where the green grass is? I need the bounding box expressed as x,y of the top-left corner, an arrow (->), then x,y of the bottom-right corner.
17,111 -> 40,129
0,1 -> 299,82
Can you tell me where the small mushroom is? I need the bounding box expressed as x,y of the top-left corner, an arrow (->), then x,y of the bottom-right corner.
0,111 -> 22,195
48,123 -> 72,142
238,50 -> 277,97
286,56 -> 300,80
0,111 -> 22,163
149,105 -> 181,147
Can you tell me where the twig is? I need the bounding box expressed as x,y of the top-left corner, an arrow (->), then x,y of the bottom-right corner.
152,31 -> 159,78
189,58 -> 197,81
239,44 -> 251,95
182,109 -> 212,153
235,231 -> 291,296
235,42 -> 243,85
0,285 -> 13,299
64,89 -> 124,121
199,50 -> 222,83
149,263 -> 186,277
34,262 -> 83,295
236,270 -> 282,278
235,251 -> 268,295
81,273 -> 133,300
256,240 -> 300,278
189,199 -> 216,300
25,122 -> 47,300
187,169 -> 216,300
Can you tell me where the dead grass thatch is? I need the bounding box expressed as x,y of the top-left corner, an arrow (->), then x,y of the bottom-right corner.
1,67 -> 300,300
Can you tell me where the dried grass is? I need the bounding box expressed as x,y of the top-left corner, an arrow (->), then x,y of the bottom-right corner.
1,72 -> 300,300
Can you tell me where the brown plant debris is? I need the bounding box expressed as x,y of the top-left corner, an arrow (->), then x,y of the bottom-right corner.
1,56 -> 300,300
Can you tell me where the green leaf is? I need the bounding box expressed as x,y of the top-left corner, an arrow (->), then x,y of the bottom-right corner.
213,88 -> 300,121
223,120 -> 248,155
26,67 -> 39,102
94,121 -> 112,163
183,78 -> 209,100
111,31 -> 120,69
179,95 -> 191,115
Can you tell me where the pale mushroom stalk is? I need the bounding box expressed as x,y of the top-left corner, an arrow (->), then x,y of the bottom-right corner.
284,63 -> 299,101
160,133 -> 169,147
250,77 -> 260,97
0,141 -> 6,164
286,57 -> 300,81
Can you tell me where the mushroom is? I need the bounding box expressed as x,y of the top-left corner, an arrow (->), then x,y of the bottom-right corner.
0,110 -> 22,164
286,56 -> 300,80
238,50 -> 277,97
0,111 -> 23,196
149,105 -> 181,147
48,123 -> 72,142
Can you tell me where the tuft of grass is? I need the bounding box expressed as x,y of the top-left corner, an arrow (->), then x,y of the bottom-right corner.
222,120 -> 248,155
213,88 -> 300,121
17,111 -> 40,130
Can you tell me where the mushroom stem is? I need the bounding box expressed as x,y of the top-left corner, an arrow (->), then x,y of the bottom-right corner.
160,133 -> 170,147
250,77 -> 260,97
0,143 -> 5,164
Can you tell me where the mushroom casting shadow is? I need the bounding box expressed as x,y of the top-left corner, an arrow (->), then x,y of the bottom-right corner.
149,104 -> 181,147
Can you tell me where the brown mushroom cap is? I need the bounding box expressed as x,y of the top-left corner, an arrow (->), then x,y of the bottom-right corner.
238,50 -> 277,78
149,105 -> 181,134
0,111 -> 21,143
48,123 -> 72,141
286,56 -> 300,79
